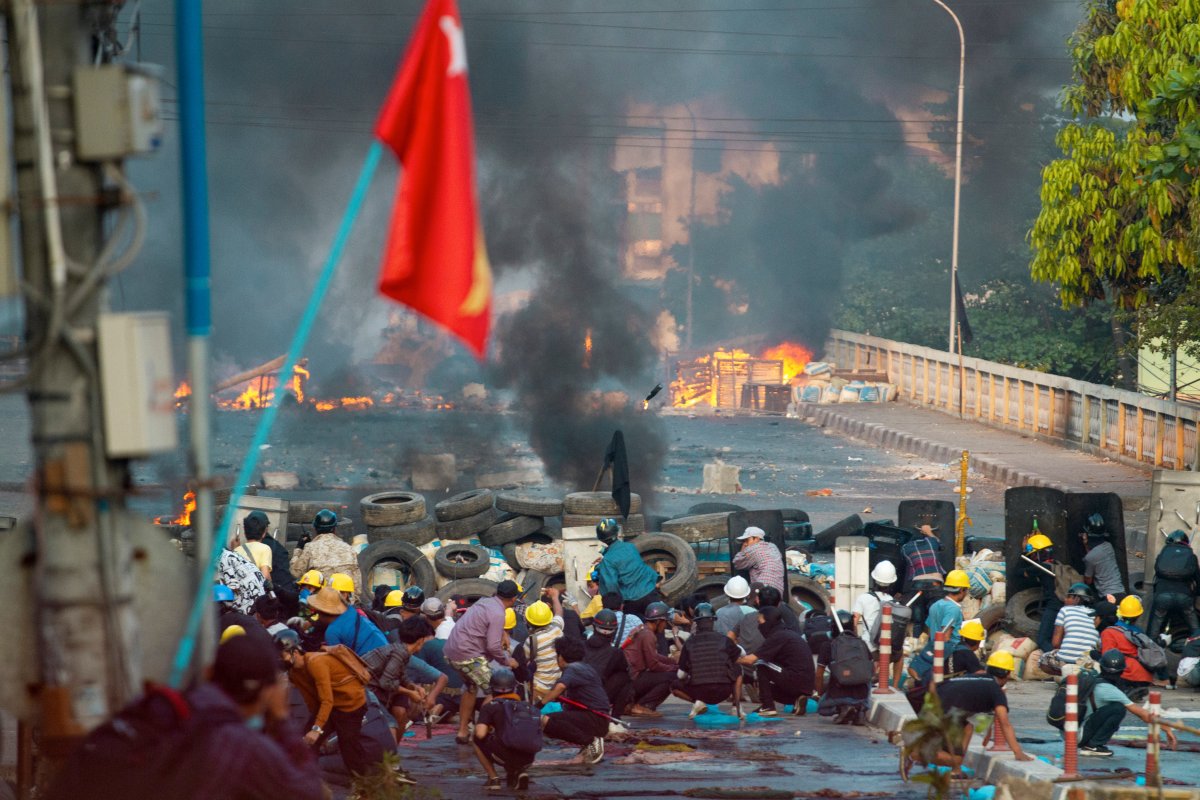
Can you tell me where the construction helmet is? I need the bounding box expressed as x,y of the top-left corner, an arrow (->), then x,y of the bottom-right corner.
1026,534 -> 1053,553
587,570 -> 598,583
835,609 -> 854,631
503,607 -> 517,631
384,589 -> 405,608
871,560 -> 898,586
328,573 -> 355,594
593,609 -> 618,634
313,509 -> 338,533
1084,513 -> 1107,536
220,625 -> 246,644
694,602 -> 716,619
1167,529 -> 1190,545
273,628 -> 302,654
944,569 -> 971,590
298,570 -> 324,589
525,601 -> 553,628
1099,649 -> 1127,677
644,601 -> 671,622
1066,582 -> 1093,601
986,651 -> 1015,672
724,575 -> 752,599
596,518 -> 620,542
959,619 -> 986,642
489,667 -> 518,695
1117,595 -> 1144,619
213,584 -> 235,603
401,586 -> 425,611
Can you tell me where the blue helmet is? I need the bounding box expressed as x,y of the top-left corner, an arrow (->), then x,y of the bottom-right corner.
213,584 -> 235,603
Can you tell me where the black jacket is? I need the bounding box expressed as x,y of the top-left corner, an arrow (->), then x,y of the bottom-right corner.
680,628 -> 740,686
263,536 -> 297,594
583,632 -> 630,683
1154,543 -> 1199,596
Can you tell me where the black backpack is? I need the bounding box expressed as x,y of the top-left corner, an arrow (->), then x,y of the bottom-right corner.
1046,671 -> 1100,729
805,614 -> 833,648
1157,545 -> 1195,582
45,685 -> 239,800
867,593 -> 914,646
830,634 -> 874,687
496,698 -> 544,755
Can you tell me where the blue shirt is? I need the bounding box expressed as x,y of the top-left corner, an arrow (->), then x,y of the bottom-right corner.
324,608 -> 388,656
595,540 -> 658,601
418,638 -> 464,689
405,655 -> 443,685
926,598 -> 963,650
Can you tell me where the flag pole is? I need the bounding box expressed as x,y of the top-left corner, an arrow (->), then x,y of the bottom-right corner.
169,141 -> 384,686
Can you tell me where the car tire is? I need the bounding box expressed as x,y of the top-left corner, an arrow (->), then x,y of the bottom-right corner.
435,578 -> 498,605
434,507 -> 497,539
367,515 -> 437,547
360,491 -> 427,527
563,491 -> 642,516
633,532 -> 698,604
495,493 -> 564,517
480,514 -> 544,548
357,540 -> 436,601
1005,587 -> 1042,639
661,513 -> 731,544
434,490 -> 496,522
434,542 -> 493,579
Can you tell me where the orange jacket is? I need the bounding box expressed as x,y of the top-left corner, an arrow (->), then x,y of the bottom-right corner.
289,652 -> 367,729
1100,625 -> 1154,684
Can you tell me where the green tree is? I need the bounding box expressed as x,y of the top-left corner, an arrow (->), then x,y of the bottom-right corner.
1030,0 -> 1200,364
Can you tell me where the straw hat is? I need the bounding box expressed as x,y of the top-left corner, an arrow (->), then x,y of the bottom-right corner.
307,585 -> 348,616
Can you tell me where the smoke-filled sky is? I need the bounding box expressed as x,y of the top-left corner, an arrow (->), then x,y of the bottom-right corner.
10,0 -> 1083,486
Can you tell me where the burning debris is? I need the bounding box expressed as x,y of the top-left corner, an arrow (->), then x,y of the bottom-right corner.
670,343 -> 811,411
154,490 -> 195,527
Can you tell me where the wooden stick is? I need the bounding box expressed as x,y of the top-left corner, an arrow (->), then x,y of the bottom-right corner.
591,463 -> 609,493
1021,554 -> 1056,577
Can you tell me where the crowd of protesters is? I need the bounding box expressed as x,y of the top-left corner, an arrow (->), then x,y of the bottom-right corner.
48,511 -> 1200,796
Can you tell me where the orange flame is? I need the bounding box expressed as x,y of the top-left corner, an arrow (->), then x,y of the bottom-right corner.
760,342 -> 813,381
291,364 -> 310,404
174,381 -> 191,399
314,396 -> 376,412
583,329 -> 593,368
155,490 -> 196,526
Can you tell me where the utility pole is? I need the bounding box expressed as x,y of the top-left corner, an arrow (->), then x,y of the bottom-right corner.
8,0 -> 140,741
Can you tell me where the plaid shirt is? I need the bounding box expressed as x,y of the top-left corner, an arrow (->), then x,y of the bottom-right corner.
732,540 -> 786,593
902,536 -> 943,582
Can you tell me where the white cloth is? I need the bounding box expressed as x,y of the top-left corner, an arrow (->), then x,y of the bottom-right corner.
435,618 -> 455,640
853,590 -> 893,652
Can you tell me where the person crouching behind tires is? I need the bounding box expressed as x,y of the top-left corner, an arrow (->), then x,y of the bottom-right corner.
594,518 -> 662,618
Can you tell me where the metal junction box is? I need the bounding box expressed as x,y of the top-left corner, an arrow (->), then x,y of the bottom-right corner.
73,63 -> 163,160
97,312 -> 177,456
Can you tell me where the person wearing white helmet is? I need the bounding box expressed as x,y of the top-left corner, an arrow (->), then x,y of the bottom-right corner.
715,575 -> 754,636
853,560 -> 903,686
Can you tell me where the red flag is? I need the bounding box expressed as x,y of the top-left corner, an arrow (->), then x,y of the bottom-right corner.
374,0 -> 491,358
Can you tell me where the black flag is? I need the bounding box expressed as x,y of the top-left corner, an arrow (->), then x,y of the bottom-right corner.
603,430 -> 631,520
954,274 -> 974,346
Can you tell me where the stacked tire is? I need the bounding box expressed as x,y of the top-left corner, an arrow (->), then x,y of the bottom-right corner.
285,499 -> 352,543
562,491 -> 646,537
358,491 -> 437,603
661,512 -> 732,543
431,491 -> 497,584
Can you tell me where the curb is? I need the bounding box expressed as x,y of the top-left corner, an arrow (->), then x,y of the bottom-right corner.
1051,784 -> 1200,800
868,691 -> 915,734
803,405 -> 1072,492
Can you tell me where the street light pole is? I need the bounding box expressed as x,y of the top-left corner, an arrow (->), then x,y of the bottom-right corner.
682,102 -> 697,351
932,0 -> 965,354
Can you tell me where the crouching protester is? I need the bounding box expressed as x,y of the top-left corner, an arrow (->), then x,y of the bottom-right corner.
46,633 -> 324,800
472,668 -> 543,790
1071,650 -> 1178,757
739,605 -> 815,718
1038,583 -> 1100,677
362,616 -> 447,740
907,652 -> 1033,777
275,628 -> 417,786
813,610 -> 871,725
672,603 -> 744,718
584,609 -> 635,718
538,636 -> 610,765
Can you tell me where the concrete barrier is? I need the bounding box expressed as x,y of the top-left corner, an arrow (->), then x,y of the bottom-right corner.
963,742 -> 1062,783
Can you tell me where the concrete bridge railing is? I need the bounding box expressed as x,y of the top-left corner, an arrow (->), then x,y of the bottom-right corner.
824,329 -> 1200,472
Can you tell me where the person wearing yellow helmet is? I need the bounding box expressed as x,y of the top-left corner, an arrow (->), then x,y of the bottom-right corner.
521,589 -> 566,702
926,569 -> 970,650
1038,583 -> 1101,677
1098,594 -> 1163,700
920,651 -> 1033,773
1023,530 -> 1061,651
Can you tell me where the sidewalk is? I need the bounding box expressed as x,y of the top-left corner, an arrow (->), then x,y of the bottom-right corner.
801,401 -> 1153,511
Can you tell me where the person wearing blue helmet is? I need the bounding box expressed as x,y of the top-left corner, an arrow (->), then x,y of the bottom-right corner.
593,518 -> 661,618
214,583 -> 267,641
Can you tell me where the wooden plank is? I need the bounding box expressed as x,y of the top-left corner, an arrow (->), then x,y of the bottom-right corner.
1136,407 -> 1145,462
1155,412 -> 1164,467
1033,384 -> 1040,433
974,371 -> 983,418
1082,395 -> 1091,446
1117,403 -> 1126,456
1048,388 -> 1056,437
923,359 -> 930,404
989,374 -> 996,422
1017,381 -> 1025,430
1177,416 -> 1186,469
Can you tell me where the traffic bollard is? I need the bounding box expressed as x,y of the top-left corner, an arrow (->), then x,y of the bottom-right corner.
1145,689 -> 1161,786
1061,672 -> 1079,778
874,605 -> 894,694
932,632 -> 946,685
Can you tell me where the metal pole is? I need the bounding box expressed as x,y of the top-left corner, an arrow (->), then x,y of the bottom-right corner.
683,102 -> 697,351
1062,672 -> 1079,778
176,0 -> 216,674
932,0 -> 965,354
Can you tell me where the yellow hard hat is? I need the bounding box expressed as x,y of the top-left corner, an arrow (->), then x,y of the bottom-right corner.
525,601 -> 553,628
504,607 -> 517,630
384,589 -> 405,608
298,570 -> 324,589
328,573 -> 355,594
1118,595 -> 1144,619
944,569 -> 971,590
220,625 -> 246,644
960,619 -> 986,642
986,651 -> 1015,672
1027,534 -> 1053,552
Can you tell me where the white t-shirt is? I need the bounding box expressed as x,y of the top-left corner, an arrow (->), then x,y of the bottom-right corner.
853,590 -> 893,652
435,618 -> 455,640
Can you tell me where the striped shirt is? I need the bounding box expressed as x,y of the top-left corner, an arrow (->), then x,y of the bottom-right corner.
1054,604 -> 1100,662
524,617 -> 565,694
902,536 -> 943,582
732,540 -> 786,593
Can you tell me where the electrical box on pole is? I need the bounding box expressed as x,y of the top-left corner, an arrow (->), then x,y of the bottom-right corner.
72,64 -> 163,161
97,312 -> 178,456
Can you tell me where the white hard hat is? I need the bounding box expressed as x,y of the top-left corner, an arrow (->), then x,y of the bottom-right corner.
724,575 -> 751,599
871,560 -> 898,586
